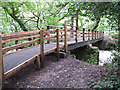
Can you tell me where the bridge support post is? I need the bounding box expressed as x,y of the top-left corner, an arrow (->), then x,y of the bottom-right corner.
56,29 -> 60,61
0,36 -> 4,89
83,28 -> 85,41
36,55 -> 41,69
64,20 -> 67,53
88,29 -> 90,40
40,30 -> 44,68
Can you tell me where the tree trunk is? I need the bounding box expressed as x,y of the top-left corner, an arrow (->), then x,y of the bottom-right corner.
2,7 -> 28,31
9,14 -> 28,31
76,10 -> 78,30
92,18 -> 100,30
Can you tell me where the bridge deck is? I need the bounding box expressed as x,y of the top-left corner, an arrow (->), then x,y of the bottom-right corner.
3,37 -> 102,74
3,43 -> 64,73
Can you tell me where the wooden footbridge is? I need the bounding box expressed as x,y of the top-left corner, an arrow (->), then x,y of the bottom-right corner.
0,21 -> 104,87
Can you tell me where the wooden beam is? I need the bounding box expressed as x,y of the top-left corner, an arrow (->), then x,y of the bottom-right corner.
64,20 -> 67,53
0,35 -> 4,89
56,29 -> 60,61
4,55 -> 37,79
3,39 -> 40,54
2,35 -> 40,43
2,31 -> 40,40
83,28 -> 85,41
40,30 -> 44,68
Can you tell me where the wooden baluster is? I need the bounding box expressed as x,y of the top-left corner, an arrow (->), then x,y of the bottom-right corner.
47,26 -> 50,44
56,29 -> 60,61
75,27 -> 78,42
83,28 -> 85,41
95,31 -> 96,39
15,40 -> 18,51
64,20 -> 67,53
88,29 -> 90,40
40,30 -> 44,68
61,28 -> 63,42
33,37 -> 35,46
14,31 -> 19,51
92,30 -> 94,40
0,35 -> 4,89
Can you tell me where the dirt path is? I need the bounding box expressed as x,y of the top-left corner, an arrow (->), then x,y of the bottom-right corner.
4,55 -> 106,88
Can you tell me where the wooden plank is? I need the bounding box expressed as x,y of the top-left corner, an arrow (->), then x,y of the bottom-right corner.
2,31 -> 40,40
44,35 -> 56,40
47,25 -> 63,28
2,35 -> 40,43
4,55 -> 37,79
3,39 -> 40,54
33,37 -> 36,46
0,35 -> 4,89
40,30 -> 44,68
64,20 -> 67,53
56,29 -> 60,61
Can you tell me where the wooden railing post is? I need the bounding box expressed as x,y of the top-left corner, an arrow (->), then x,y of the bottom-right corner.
56,29 -> 60,61
88,29 -> 90,40
36,55 -> 40,69
83,28 -> 85,41
33,37 -> 35,46
95,31 -> 96,39
47,26 -> 50,44
40,30 -> 44,68
14,31 -> 19,51
0,35 -> 4,89
75,29 -> 78,42
92,30 -> 94,40
64,20 -> 67,53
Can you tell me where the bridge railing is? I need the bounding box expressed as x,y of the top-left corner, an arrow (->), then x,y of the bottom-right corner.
66,26 -> 104,43
0,21 -> 68,81
0,20 -> 104,87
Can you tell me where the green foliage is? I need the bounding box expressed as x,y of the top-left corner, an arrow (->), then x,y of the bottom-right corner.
88,51 -> 98,65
